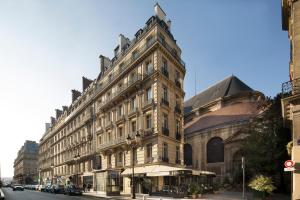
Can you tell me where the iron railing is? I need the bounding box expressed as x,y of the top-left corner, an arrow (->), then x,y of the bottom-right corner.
282,78 -> 300,97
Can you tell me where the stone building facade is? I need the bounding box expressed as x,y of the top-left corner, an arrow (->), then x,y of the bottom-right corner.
39,4 -> 186,195
184,76 -> 265,182
281,0 -> 300,199
13,140 -> 39,184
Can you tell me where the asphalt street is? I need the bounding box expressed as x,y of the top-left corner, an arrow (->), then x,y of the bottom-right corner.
1,188 -> 104,200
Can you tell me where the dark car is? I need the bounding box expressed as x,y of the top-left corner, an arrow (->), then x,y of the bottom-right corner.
44,185 -> 52,193
51,185 -> 65,194
64,185 -> 82,196
12,184 -> 24,191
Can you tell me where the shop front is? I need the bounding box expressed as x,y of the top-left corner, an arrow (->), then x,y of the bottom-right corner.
95,170 -> 122,196
121,165 -> 215,197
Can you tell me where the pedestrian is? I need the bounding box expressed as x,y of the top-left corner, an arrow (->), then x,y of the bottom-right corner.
83,183 -> 86,192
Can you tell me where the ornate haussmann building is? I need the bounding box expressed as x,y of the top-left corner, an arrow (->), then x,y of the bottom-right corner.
38,5 -> 213,196
281,0 -> 300,199
183,76 -> 265,182
13,140 -> 39,184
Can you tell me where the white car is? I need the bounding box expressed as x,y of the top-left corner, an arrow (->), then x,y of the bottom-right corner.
12,184 -> 24,191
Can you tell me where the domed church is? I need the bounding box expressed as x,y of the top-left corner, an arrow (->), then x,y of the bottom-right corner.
183,75 -> 266,181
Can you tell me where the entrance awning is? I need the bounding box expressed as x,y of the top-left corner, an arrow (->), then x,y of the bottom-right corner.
121,165 -> 187,177
121,165 -> 216,177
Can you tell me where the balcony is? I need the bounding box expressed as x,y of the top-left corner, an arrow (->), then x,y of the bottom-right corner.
161,98 -> 169,107
145,157 -> 154,164
157,36 -> 186,69
176,132 -> 181,141
143,98 -> 154,108
162,127 -> 169,136
105,121 -> 113,129
96,126 -> 104,133
116,114 -> 125,123
161,157 -> 169,163
143,128 -> 154,137
175,79 -> 181,88
98,76 -> 142,111
98,132 -> 137,151
128,107 -> 139,116
282,78 -> 300,97
161,67 -> 169,78
144,66 -> 154,78
174,105 -> 181,114
281,78 -> 300,122
116,162 -> 123,168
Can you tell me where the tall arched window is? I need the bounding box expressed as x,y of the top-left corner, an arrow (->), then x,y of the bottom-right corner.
184,143 -> 193,166
207,137 -> 224,163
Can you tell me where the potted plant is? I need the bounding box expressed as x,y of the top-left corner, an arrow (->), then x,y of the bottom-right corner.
187,183 -> 198,199
248,175 -> 276,200
197,184 -> 205,198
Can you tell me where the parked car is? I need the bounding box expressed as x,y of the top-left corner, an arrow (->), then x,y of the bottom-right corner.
51,185 -> 65,194
64,185 -> 82,196
0,188 -> 5,199
44,185 -> 52,193
12,184 -> 24,191
38,185 -> 45,192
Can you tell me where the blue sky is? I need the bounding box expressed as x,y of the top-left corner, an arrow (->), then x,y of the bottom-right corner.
0,0 -> 289,177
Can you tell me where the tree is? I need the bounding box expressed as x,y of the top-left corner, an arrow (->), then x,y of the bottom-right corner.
240,94 -> 291,192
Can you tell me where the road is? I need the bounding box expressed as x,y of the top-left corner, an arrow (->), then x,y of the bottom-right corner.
1,188 -> 104,200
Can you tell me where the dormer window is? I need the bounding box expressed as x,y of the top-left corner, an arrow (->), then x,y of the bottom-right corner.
146,35 -> 154,47
132,50 -> 138,60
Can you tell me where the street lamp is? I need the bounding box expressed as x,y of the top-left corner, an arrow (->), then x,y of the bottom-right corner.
50,164 -> 54,185
126,132 -> 141,199
38,168 -> 42,185
74,153 -> 80,187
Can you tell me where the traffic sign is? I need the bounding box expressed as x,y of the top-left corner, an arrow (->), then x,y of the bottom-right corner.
284,160 -> 295,168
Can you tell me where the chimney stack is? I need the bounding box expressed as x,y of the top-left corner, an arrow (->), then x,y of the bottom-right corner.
62,106 -> 68,112
55,109 -> 63,119
154,3 -> 166,21
82,76 -> 93,91
99,55 -> 111,73
50,117 -> 56,125
167,19 -> 171,30
45,123 -> 51,132
72,89 -> 81,102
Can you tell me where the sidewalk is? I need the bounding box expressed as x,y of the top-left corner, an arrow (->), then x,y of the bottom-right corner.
83,191 -> 252,200
83,191 -> 290,200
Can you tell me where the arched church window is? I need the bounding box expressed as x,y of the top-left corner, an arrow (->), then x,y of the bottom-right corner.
184,143 -> 193,166
207,137 -> 224,163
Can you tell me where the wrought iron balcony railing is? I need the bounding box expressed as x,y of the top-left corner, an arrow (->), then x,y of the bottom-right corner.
161,67 -> 169,78
176,132 -> 181,141
161,98 -> 169,107
282,78 -> 300,97
161,157 -> 169,163
175,79 -> 181,88
174,105 -> 181,114
162,127 -> 169,136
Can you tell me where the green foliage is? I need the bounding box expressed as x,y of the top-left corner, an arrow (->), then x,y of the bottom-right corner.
239,94 -> 291,191
188,183 -> 205,195
286,141 -> 293,156
248,175 -> 276,195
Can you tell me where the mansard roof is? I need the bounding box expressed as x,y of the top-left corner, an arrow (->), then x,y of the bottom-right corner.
184,75 -> 253,115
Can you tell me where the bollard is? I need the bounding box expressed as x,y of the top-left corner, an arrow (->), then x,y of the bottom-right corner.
142,194 -> 147,200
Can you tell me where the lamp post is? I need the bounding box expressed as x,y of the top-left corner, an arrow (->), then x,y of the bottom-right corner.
74,153 -> 80,187
50,164 -> 54,185
126,132 -> 141,199
38,168 -> 42,185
